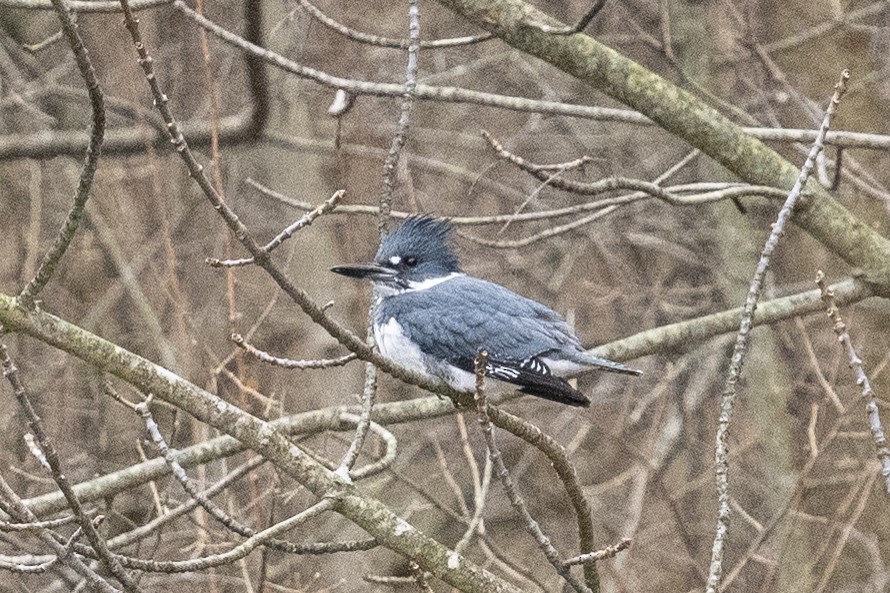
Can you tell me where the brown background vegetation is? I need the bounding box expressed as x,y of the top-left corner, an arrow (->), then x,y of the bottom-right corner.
0,0 -> 889,591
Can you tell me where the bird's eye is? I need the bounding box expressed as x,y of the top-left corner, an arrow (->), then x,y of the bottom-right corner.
405,256 -> 418,267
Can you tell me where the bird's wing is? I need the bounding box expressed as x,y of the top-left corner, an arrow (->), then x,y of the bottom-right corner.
382,276 -> 581,372
484,357 -> 590,406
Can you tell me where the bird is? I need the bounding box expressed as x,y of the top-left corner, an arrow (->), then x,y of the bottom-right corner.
330,216 -> 641,407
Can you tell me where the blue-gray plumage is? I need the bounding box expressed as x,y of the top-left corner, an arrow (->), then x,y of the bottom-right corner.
331,216 -> 640,407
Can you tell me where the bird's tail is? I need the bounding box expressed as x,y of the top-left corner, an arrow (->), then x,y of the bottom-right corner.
574,352 -> 643,376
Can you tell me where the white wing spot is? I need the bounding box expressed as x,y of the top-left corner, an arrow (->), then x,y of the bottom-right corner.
389,255 -> 401,265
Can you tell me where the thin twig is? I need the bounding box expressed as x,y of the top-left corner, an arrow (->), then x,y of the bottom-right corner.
564,539 -> 632,566
473,351 -> 591,593
705,69 -> 850,593
816,271 -> 890,493
67,500 -> 336,572
207,190 -> 344,268
0,342 -> 141,592
482,129 -> 744,202
379,0 -> 420,232
409,560 -> 436,593
0,511 -> 90,532
296,0 -> 491,48
1,0 -> 171,10
18,0 -> 105,308
0,471 -> 119,591
231,333 -> 357,369
337,0 -> 420,482
22,29 -> 63,53
526,0 -> 606,34
336,360 -> 377,479
136,397 -> 392,556
248,177 -> 787,229
486,406 -> 602,590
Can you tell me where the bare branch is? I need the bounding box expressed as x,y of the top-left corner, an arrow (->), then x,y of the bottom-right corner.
0,472 -> 117,590
296,0 -> 491,48
18,0 -> 105,308
564,539 -> 632,566
207,190 -> 345,268
705,69 -> 850,593
231,333 -> 357,369
473,351 -> 591,593
0,342 -> 140,591
379,0 -> 420,231
816,271 -> 890,493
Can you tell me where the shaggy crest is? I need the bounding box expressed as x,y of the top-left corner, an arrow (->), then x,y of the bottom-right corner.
376,216 -> 461,274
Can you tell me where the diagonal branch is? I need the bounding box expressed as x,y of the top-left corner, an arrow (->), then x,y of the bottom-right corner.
432,0 -> 890,291
705,70 -> 849,593
0,292 -> 521,593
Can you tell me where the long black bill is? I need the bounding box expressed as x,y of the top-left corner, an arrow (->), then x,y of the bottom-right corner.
330,263 -> 398,282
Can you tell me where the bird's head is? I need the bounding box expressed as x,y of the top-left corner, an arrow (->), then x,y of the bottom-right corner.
331,216 -> 462,290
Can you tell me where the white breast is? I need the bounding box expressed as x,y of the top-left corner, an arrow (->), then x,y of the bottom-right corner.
374,317 -> 429,377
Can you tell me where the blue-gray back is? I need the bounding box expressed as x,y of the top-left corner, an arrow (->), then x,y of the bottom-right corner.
377,276 -> 581,372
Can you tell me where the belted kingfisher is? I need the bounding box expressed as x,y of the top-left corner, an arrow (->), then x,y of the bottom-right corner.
331,216 -> 641,407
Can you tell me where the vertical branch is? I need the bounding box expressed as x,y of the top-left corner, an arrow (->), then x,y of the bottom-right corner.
473,351 -> 592,593
340,0 -> 421,478
379,0 -> 420,233
816,271 -> 890,493
18,0 -> 106,308
705,69 -> 850,593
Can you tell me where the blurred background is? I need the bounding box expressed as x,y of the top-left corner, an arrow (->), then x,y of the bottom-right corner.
0,0 -> 889,591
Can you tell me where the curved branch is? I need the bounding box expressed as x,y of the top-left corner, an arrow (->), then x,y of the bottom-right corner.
18,0 -> 106,307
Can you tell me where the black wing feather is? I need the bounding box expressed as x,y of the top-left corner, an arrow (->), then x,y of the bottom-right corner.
487,359 -> 589,407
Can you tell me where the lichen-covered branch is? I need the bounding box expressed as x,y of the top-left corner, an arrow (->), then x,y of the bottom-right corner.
433,0 -> 890,291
